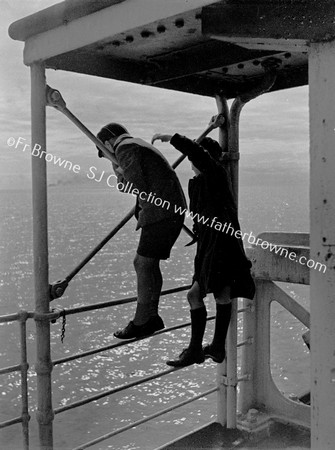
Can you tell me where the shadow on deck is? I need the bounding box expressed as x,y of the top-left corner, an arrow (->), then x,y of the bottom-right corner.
159,421 -> 310,450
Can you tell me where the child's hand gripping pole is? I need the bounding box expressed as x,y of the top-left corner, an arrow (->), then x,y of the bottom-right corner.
45,85 -> 119,167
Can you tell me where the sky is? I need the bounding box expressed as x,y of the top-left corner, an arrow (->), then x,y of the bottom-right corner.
0,0 -> 309,190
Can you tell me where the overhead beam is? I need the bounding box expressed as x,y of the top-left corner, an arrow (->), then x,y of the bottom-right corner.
46,52 -> 149,84
20,0 -> 220,65
202,1 -> 335,52
8,0 -> 126,42
45,40 -> 280,91
147,42 -> 277,85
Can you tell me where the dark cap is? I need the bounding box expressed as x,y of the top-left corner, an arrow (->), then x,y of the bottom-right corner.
201,137 -> 223,161
96,123 -> 129,157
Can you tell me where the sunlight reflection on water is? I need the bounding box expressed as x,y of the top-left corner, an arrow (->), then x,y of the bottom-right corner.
0,185 -> 310,449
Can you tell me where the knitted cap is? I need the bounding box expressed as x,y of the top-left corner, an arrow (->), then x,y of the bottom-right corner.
201,137 -> 223,161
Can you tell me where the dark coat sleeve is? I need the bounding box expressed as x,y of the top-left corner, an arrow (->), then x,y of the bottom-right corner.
170,133 -> 217,174
171,133 -> 237,212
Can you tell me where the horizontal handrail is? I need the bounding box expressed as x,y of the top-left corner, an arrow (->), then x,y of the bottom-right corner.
1,300 -> 250,375
74,386 -> 218,450
0,285 -> 191,325
256,232 -> 309,247
0,416 -> 23,429
53,310 -> 249,368
0,364 -> 22,375
0,312 -> 30,324
53,315 -> 215,366
58,285 -> 192,317
55,364 -> 193,415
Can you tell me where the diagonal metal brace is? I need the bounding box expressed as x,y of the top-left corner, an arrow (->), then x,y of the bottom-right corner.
50,279 -> 69,300
46,86 -> 222,301
46,85 -> 118,165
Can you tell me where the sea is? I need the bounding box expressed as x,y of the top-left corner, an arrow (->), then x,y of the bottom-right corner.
0,172 -> 310,450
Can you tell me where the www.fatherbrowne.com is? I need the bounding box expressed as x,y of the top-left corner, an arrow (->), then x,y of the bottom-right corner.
7,135 -> 325,274
174,205 -> 326,274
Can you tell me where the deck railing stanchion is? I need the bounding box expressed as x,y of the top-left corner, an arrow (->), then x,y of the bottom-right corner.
226,299 -> 238,428
19,311 -> 30,450
214,95 -> 230,426
31,63 -> 54,450
223,94 -> 240,429
238,298 -> 256,415
225,72 -> 276,427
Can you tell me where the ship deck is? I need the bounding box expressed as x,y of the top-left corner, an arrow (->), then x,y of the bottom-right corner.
160,421 -> 310,450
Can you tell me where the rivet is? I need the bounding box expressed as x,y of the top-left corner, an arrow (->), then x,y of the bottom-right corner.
112,40 -> 120,46
141,30 -> 152,38
237,63 -> 244,69
222,67 -> 228,74
195,13 -> 202,20
284,52 -> 292,59
157,25 -> 166,33
125,35 -> 134,42
253,60 -> 261,66
175,19 -> 185,28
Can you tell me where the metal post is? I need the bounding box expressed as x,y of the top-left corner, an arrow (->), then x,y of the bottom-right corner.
226,299 -> 238,428
238,298 -> 256,415
227,98 -> 241,202
19,311 -> 30,450
227,72 -> 276,427
221,95 -> 240,429
31,63 -> 54,450
309,41 -> 335,450
214,95 -> 230,426
215,95 -> 230,152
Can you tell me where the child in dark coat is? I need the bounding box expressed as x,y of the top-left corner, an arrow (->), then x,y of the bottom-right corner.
152,131 -> 255,367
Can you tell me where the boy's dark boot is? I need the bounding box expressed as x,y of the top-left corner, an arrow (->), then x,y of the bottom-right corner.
203,303 -> 232,363
167,306 -> 207,367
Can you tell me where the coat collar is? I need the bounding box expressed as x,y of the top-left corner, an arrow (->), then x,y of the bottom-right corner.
113,133 -> 131,150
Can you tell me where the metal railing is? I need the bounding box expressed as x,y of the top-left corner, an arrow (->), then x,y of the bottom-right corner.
2,70 -> 310,448
0,287 -> 218,450
1,232 -> 312,449
0,311 -> 31,450
239,232 -> 311,429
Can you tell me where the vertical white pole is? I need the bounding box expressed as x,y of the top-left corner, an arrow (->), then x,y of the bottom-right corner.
226,300 -> 238,428
238,297 -> 256,414
309,41 -> 335,450
216,360 -> 227,426
215,96 -> 230,426
31,63 -> 54,449
215,95 -> 239,428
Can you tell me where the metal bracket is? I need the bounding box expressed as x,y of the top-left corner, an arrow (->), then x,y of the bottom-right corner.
237,337 -> 254,348
221,152 -> 240,162
238,374 -> 252,382
49,279 -> 69,300
221,375 -> 238,387
238,304 -> 255,314
261,57 -> 283,72
46,85 -> 67,111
